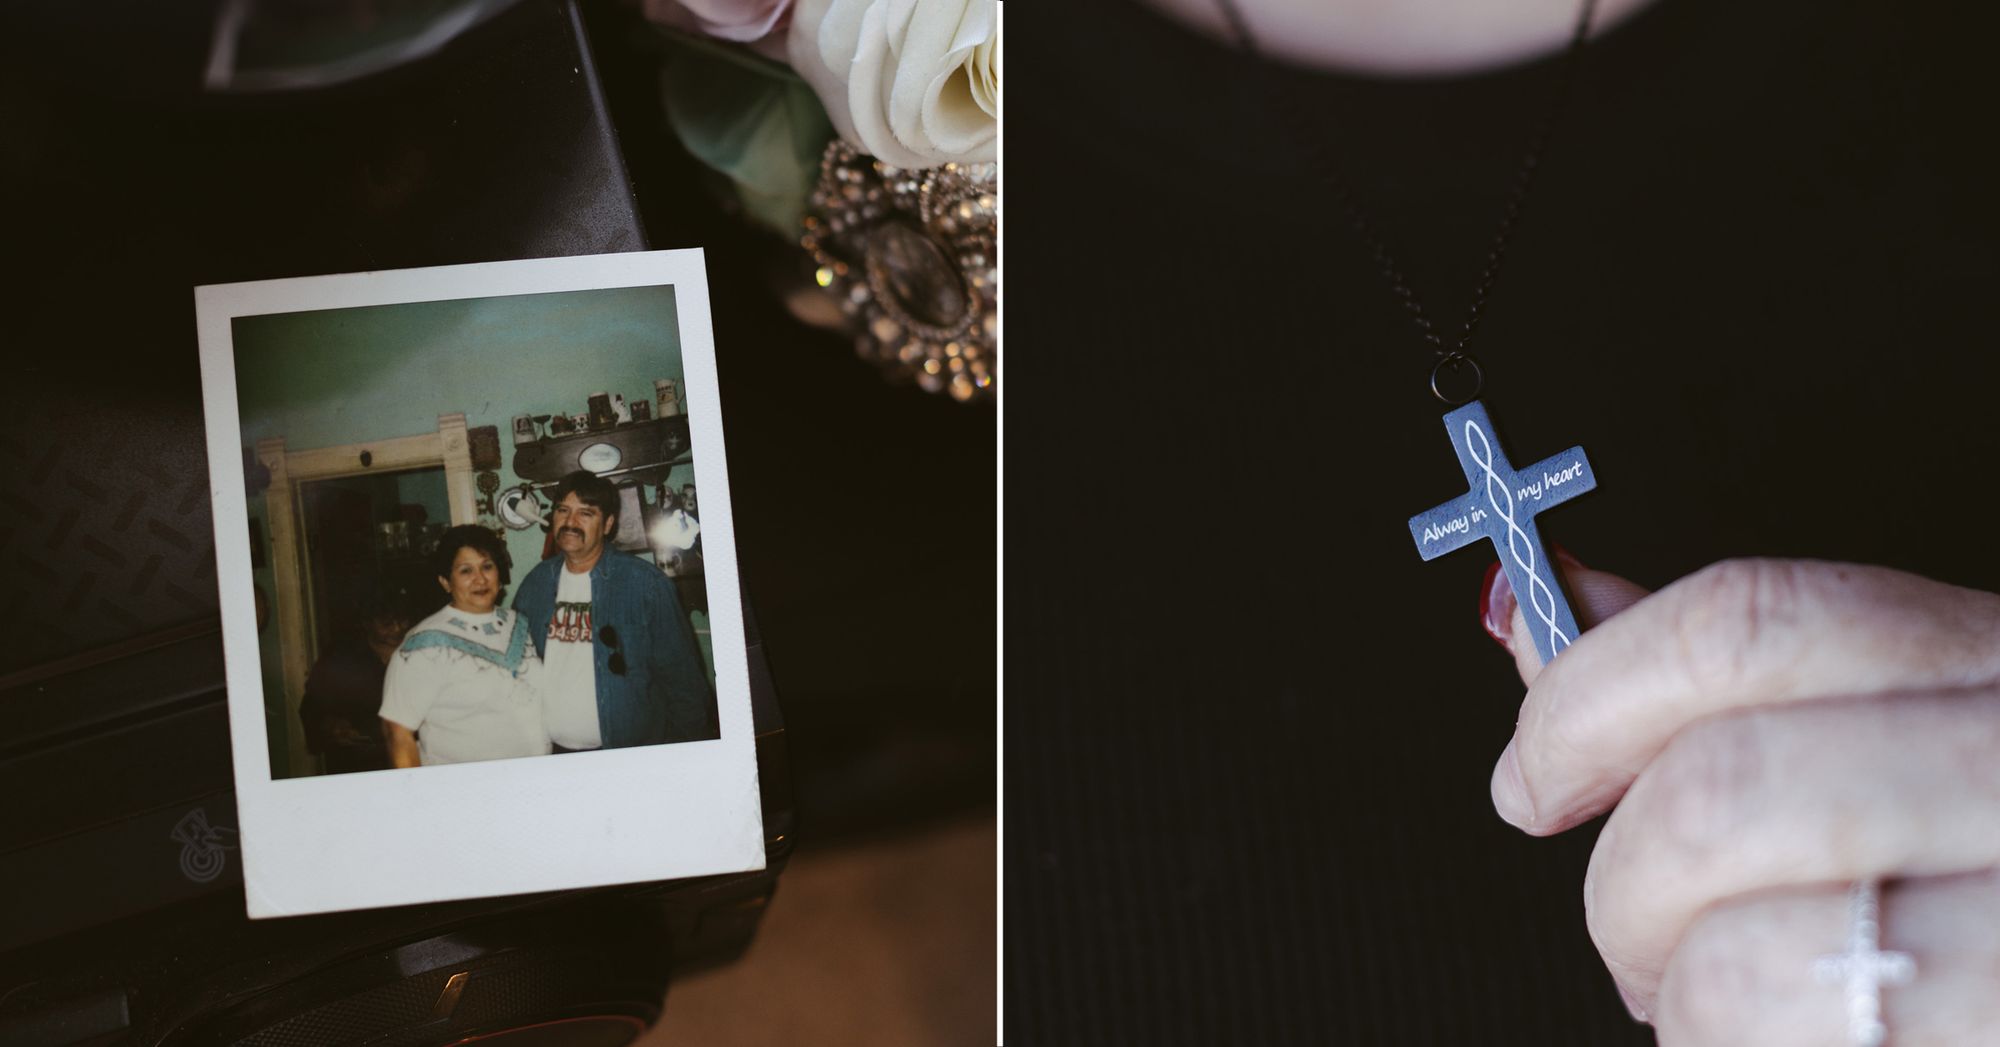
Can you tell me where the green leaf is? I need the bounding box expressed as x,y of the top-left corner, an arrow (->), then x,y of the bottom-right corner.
657,34 -> 836,237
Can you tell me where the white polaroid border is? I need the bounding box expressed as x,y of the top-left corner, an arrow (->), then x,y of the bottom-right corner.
195,250 -> 765,918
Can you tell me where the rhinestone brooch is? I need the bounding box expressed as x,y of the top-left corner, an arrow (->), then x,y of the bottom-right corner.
801,140 -> 996,401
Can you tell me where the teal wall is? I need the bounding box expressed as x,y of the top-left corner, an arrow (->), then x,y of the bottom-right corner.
234,285 -> 713,777
394,469 -> 453,529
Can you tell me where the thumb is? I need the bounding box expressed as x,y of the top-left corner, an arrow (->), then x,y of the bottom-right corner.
1484,550 -> 1651,686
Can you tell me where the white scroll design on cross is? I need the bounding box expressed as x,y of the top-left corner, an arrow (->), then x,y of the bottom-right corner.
1462,418 -> 1572,656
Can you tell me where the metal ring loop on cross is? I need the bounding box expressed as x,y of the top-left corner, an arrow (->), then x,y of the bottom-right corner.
1430,352 -> 1484,405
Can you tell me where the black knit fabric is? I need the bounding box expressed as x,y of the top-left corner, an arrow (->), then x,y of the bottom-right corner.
1006,0 -> 2000,1042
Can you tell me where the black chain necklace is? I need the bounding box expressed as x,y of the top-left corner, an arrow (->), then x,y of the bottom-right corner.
1212,0 -> 1600,405
1213,0 -> 1607,666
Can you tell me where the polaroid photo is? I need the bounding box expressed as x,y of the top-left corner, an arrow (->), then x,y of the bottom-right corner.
195,250 -> 764,918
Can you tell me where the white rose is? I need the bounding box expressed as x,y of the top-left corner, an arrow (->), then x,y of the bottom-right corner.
788,0 -> 997,170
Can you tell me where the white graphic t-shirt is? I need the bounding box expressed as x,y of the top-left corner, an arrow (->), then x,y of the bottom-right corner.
378,606 -> 549,766
540,567 -> 603,750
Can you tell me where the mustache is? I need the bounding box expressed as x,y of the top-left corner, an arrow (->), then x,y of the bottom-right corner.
559,527 -> 585,538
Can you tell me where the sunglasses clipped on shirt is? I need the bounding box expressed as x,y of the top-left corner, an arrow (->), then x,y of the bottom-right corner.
599,625 -> 627,676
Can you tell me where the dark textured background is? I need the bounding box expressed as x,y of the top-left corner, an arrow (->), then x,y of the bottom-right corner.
0,1 -> 996,1039
1006,0 -> 2000,1042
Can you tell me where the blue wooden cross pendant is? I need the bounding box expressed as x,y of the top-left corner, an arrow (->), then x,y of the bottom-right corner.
1408,400 -> 1597,664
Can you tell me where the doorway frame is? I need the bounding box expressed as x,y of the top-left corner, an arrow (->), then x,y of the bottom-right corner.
256,412 -> 476,777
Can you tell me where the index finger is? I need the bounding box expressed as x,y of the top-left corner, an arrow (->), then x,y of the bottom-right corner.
1493,558 -> 2000,834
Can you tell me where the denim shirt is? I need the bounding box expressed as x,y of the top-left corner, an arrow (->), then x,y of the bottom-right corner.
513,548 -> 718,747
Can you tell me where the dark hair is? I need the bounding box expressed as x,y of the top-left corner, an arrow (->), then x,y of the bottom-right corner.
433,525 -> 513,588
551,470 -> 620,524
355,580 -> 419,625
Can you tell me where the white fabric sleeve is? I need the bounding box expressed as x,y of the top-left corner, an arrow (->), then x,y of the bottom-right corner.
376,649 -> 432,731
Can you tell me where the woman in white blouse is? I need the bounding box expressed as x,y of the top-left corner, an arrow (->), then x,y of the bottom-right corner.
378,525 -> 550,767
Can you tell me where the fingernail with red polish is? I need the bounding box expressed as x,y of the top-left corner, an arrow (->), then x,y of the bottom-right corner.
1480,561 -> 1516,652
1552,543 -> 1584,571
1615,983 -> 1649,1023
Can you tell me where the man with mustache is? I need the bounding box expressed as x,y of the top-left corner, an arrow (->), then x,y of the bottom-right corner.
512,470 -> 718,751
